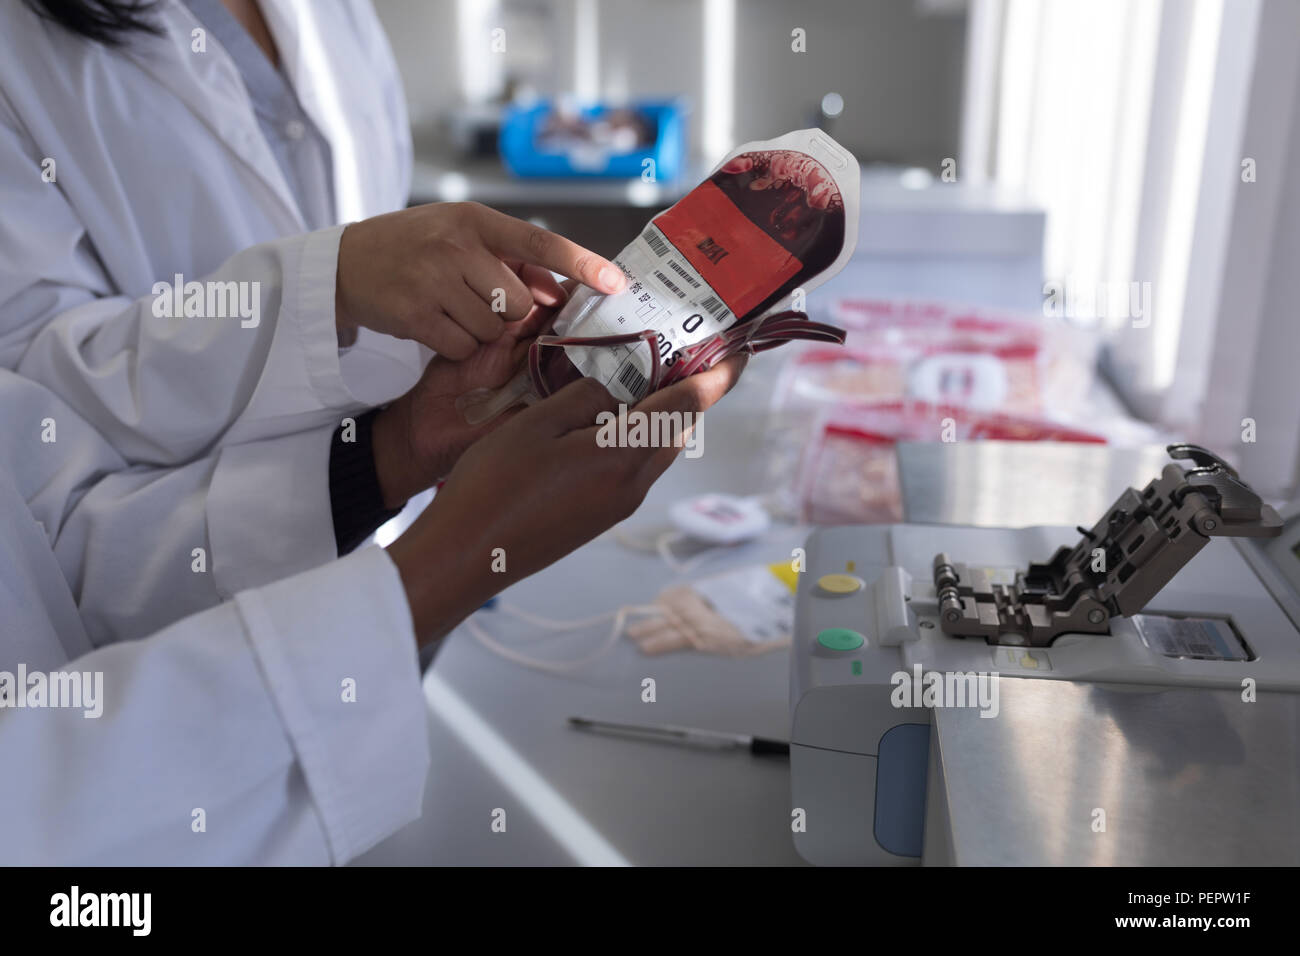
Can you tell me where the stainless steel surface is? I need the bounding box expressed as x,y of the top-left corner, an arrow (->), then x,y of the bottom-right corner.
931,679 -> 1300,865
897,440 -> 1171,528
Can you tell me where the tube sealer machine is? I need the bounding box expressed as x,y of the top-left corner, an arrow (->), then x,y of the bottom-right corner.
790,445 -> 1300,865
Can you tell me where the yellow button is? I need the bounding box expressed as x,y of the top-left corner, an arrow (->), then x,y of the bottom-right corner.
817,573 -> 864,595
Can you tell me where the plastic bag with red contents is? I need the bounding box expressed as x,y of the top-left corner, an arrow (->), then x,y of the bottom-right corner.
458,129 -> 860,424
791,402 -> 1108,524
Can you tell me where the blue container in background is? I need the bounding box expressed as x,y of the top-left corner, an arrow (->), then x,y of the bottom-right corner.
499,99 -> 687,181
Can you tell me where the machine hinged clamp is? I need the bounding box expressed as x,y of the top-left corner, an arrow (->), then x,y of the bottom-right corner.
932,444 -> 1283,646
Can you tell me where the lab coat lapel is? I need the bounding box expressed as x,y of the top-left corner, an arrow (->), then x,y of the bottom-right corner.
117,0 -> 305,231
258,0 -> 370,223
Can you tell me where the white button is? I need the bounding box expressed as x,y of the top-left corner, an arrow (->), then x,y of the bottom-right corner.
285,119 -> 306,141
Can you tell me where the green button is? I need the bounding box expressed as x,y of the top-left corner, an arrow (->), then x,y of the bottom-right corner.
817,628 -> 864,651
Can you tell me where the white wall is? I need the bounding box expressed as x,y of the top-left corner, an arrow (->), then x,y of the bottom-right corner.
1198,0 -> 1300,498
731,0 -> 966,163
370,0 -> 462,127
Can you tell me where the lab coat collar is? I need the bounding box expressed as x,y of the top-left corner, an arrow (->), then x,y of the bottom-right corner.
117,0 -> 306,231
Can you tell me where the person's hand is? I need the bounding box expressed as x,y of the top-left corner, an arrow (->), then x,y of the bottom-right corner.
386,353 -> 748,644
368,287 -> 555,507
335,202 -> 626,358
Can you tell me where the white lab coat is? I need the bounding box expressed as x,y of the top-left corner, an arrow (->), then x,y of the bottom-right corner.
0,1 -> 432,861
0,369 -> 430,865
0,0 -> 427,640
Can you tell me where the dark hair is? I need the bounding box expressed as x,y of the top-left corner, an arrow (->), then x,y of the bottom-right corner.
21,0 -> 162,46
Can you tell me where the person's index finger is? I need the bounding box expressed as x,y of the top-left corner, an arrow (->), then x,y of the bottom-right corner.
478,207 -> 627,294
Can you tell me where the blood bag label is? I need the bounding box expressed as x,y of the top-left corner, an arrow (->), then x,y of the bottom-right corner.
1133,614 -> 1252,662
692,564 -> 797,644
559,223 -> 740,402
653,180 -> 802,318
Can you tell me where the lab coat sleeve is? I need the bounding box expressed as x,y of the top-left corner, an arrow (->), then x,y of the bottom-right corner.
12,223 -> 386,465
0,70 -> 423,463
0,545 -> 429,866
52,424 -> 342,647
10,361 -> 347,649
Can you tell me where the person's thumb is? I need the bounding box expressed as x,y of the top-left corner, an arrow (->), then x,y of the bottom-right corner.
532,376 -> 621,437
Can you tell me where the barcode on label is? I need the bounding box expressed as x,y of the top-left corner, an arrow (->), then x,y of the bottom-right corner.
667,259 -> 702,289
616,361 -> 649,399
641,228 -> 671,258
699,294 -> 729,318
654,270 -> 687,300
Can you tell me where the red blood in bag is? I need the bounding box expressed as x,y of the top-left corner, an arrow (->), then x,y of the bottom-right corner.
704,149 -> 845,317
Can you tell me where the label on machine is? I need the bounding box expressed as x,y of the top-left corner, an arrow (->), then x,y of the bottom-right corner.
1133,614 -> 1253,662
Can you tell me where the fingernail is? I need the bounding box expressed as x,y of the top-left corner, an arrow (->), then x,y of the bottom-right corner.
600,266 -> 625,290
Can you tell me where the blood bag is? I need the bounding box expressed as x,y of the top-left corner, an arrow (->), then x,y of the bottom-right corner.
459,129 -> 860,424
625,563 -> 798,657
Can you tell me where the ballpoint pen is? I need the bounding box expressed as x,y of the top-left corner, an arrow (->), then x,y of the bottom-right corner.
568,715 -> 790,756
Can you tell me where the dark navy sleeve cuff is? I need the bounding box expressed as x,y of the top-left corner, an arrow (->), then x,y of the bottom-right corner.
328,409 -> 403,554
